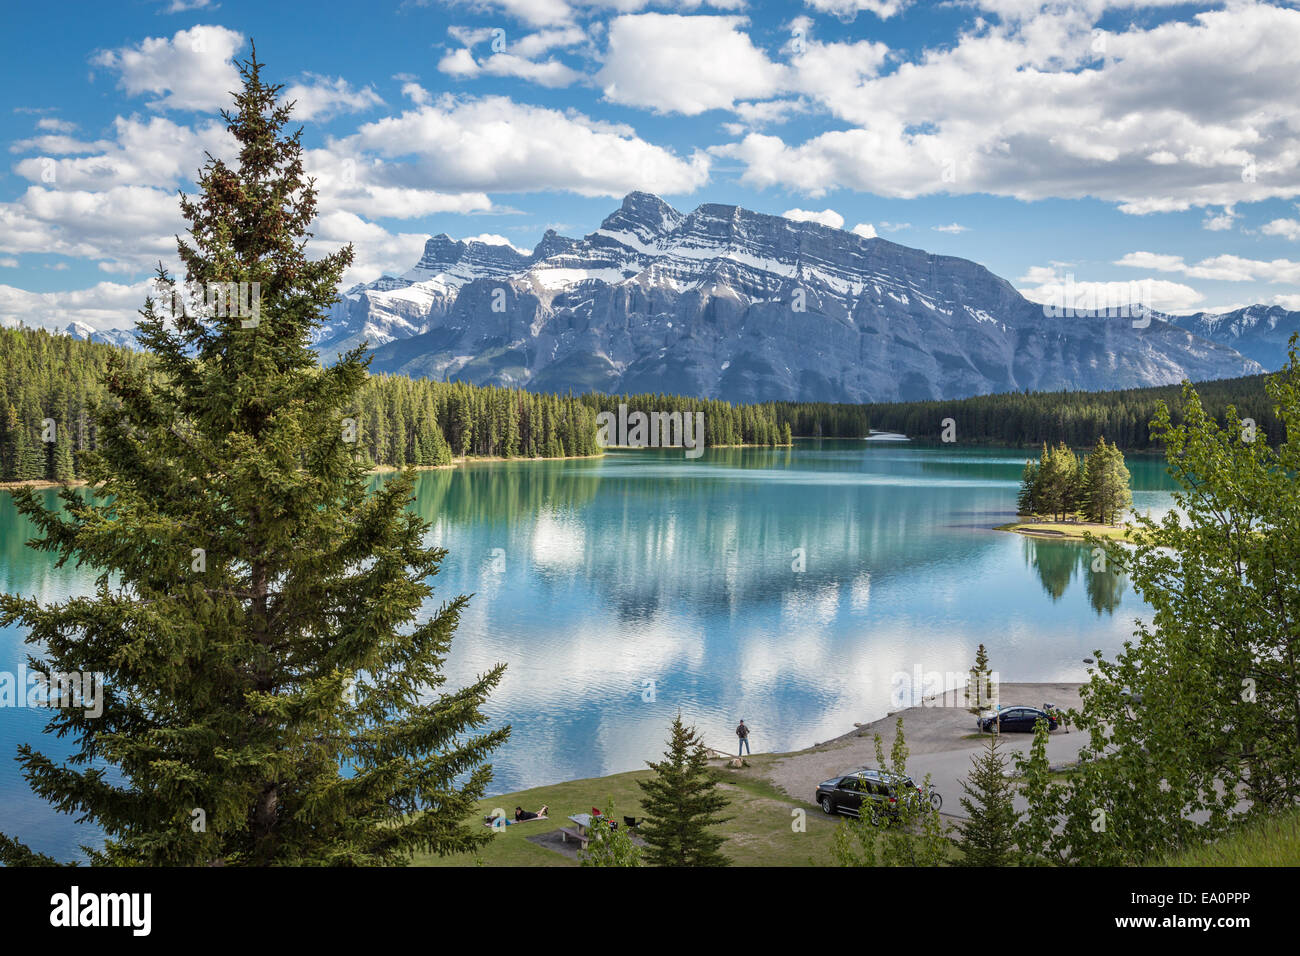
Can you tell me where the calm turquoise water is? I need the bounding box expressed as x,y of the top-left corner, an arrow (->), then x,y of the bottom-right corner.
0,441 -> 1177,858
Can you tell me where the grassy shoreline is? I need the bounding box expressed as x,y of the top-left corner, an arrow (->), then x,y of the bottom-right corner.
413,754 -> 842,867
0,442 -> 803,492
994,518 -> 1135,542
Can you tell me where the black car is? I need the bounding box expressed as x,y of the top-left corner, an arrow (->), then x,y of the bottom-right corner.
815,768 -> 925,820
977,705 -> 1058,734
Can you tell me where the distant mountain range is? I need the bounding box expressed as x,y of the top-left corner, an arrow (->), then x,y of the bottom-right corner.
65,321 -> 140,349
1165,305 -> 1300,371
72,192 -> 1300,403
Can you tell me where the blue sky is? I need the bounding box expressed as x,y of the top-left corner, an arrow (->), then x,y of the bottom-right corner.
3,0 -> 1300,331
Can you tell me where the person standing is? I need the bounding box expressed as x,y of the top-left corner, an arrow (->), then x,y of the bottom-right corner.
736,719 -> 751,756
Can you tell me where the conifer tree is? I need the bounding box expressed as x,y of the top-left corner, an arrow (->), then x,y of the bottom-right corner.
13,415 -> 43,482
1073,452 -> 1088,517
637,714 -> 732,866
1039,442 -> 1079,520
52,429 -> 76,483
968,643 -> 994,713
1082,436 -> 1132,524
955,732 -> 1019,866
1016,459 -> 1040,515
0,51 -> 507,866
2,403 -> 20,480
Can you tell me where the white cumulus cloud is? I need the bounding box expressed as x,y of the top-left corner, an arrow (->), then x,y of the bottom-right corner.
1018,266 -> 1206,314
1116,249 -> 1300,284
344,94 -> 710,197
282,75 -> 384,120
598,14 -> 788,115
782,207 -> 844,229
92,25 -> 244,113
711,5 -> 1300,212
1262,218 -> 1300,240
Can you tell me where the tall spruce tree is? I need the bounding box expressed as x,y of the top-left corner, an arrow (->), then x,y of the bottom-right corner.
955,732 -> 1019,866
2,404 -> 19,481
1016,459 -> 1040,515
11,411 -> 44,483
637,714 -> 732,866
52,430 -> 76,483
1082,436 -> 1132,525
1039,442 -> 1079,520
968,643 -> 994,714
0,51 -> 507,866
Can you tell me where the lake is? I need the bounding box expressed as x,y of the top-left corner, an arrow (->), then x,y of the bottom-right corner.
0,440 -> 1178,859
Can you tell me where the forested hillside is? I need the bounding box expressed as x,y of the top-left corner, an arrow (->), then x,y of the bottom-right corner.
362,373 -> 601,466
773,374 -> 1284,449
0,327 -> 789,483
0,327 -> 604,482
0,327 -> 147,483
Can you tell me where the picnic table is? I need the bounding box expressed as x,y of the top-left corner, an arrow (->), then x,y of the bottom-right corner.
560,813 -> 594,847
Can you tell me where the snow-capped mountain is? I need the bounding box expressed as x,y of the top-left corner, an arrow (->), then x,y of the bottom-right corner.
313,235 -> 532,357
63,322 -> 140,348
328,192 -> 1262,403
1166,305 -> 1300,371
64,321 -> 97,340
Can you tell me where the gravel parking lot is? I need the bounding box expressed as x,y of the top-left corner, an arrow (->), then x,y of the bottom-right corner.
763,682 -> 1086,818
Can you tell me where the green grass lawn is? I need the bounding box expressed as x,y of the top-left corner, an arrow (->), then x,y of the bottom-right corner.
411,755 -> 1300,867
1153,808 -> 1300,866
412,758 -> 861,867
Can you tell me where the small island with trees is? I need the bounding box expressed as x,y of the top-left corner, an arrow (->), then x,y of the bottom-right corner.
996,436 -> 1135,540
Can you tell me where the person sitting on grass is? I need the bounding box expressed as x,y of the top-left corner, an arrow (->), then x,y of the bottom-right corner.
514,805 -> 548,821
